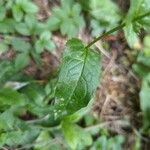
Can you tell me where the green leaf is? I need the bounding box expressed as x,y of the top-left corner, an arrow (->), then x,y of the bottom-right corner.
25,14 -> 37,30
35,31 -> 55,53
21,0 -> 39,14
0,128 -> 39,147
124,23 -> 140,49
91,136 -> 107,150
12,38 -> 31,52
54,39 -> 101,118
0,88 -> 26,108
45,41 -> 56,52
0,61 -> 16,84
108,136 -> 124,150
90,0 -> 121,37
49,2 -> 85,37
60,19 -> 78,38
46,16 -> 61,31
123,0 -> 145,48
140,73 -> 150,131
34,131 -> 61,150
0,110 -> 16,130
15,53 -> 30,70
15,23 -> 31,35
143,35 -> 150,57
35,40 -> 45,54
0,19 -> 16,33
0,7 -> 6,21
40,31 -> 51,41
0,42 -> 9,54
12,4 -> 23,22
62,121 -> 92,149
132,63 -> 150,79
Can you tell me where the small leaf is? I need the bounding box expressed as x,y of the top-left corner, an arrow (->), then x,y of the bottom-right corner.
60,19 -> 77,38
12,38 -> 31,52
15,53 -> 30,70
0,42 -> 9,54
40,31 -> 51,41
0,128 -> 39,147
140,74 -> 150,130
124,23 -> 140,49
54,39 -> 101,118
34,131 -> 58,150
0,19 -> 16,33
45,41 -> 55,52
62,121 -> 92,149
0,88 -> 26,107
21,1 -> 39,14
12,4 -> 23,22
15,23 -> 31,35
0,7 -> 6,21
25,14 -> 37,30
46,16 -> 61,31
35,40 -> 45,54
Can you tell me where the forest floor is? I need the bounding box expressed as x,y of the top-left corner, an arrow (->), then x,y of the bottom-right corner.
1,0 -> 149,149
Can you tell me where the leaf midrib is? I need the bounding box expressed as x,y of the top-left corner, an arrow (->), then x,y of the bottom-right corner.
66,47 -> 89,108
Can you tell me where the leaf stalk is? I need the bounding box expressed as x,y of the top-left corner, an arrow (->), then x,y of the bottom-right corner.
86,11 -> 150,48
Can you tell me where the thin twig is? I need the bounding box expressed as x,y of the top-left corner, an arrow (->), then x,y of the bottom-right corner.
86,11 -> 150,48
84,120 -> 130,132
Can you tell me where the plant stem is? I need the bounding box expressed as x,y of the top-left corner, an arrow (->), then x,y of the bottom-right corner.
86,11 -> 150,48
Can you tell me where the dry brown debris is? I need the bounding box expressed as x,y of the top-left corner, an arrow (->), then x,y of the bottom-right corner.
93,33 -> 141,134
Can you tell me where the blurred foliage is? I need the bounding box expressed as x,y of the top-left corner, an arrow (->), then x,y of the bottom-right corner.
133,35 -> 150,135
124,0 -> 150,48
0,0 -> 150,149
90,0 -> 121,36
47,0 -> 85,38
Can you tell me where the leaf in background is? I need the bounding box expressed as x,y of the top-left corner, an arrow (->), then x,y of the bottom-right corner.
140,73 -> 150,131
0,88 -> 26,108
60,18 -> 77,38
35,40 -> 45,53
143,35 -> 150,57
0,42 -> 9,54
12,4 -> 23,22
46,16 -> 61,31
91,135 -> 124,150
108,136 -> 124,150
12,38 -> 31,52
35,31 -> 55,53
15,23 -> 31,35
0,19 -> 16,33
54,39 -> 101,118
14,53 -> 30,70
20,0 -> 39,14
132,63 -> 150,79
47,2 -> 85,37
0,7 -> 6,21
123,0 -> 145,48
34,131 -> 62,150
0,61 -> 16,84
45,41 -> 56,52
62,121 -> 92,149
124,23 -> 140,49
25,14 -> 37,31
91,136 -> 107,150
0,128 -> 40,147
34,131 -> 51,150
90,0 -> 121,36
0,110 -> 16,132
